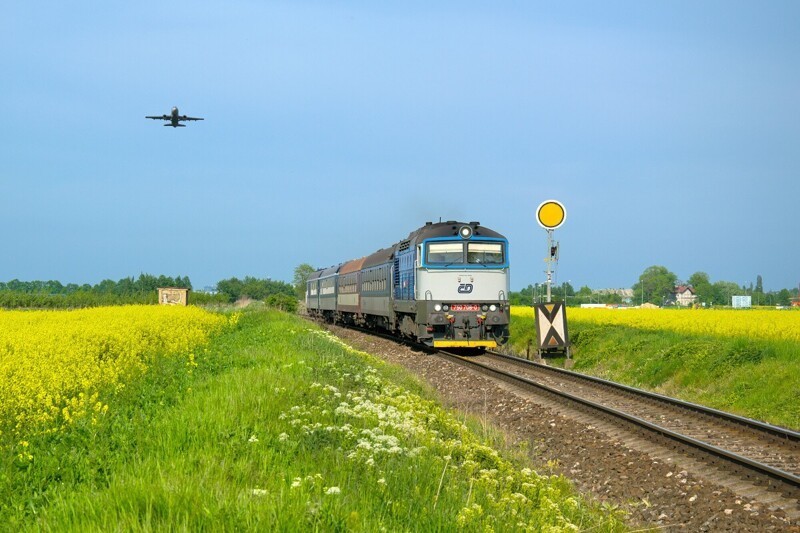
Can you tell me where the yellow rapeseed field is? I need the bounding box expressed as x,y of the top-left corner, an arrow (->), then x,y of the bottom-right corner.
0,305 -> 234,438
512,306 -> 800,342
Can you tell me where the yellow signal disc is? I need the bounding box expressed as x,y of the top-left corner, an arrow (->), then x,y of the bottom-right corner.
536,200 -> 566,229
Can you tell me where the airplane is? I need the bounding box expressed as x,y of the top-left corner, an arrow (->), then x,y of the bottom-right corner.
145,107 -> 204,127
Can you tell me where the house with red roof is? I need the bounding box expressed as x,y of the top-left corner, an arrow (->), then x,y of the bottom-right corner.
674,285 -> 698,307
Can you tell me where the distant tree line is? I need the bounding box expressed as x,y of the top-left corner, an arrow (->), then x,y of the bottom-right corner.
0,273 -> 298,310
0,274 -> 192,296
215,276 -> 294,302
510,265 -> 799,307
0,274 -> 192,308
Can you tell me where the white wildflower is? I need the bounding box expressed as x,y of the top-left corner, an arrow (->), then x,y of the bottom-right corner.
248,435 -> 259,443
325,486 -> 341,495
251,488 -> 268,496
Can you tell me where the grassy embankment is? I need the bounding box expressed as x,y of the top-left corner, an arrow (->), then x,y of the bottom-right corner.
3,308 -> 626,531
509,307 -> 800,430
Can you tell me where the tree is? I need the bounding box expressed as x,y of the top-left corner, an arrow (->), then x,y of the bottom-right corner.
712,281 -> 741,306
216,276 -> 295,303
633,265 -> 677,306
560,281 -> 575,297
293,263 -> 317,299
216,277 -> 243,302
754,274 -> 764,305
266,293 -> 298,313
509,285 -> 535,306
688,271 -> 713,305
777,289 -> 791,306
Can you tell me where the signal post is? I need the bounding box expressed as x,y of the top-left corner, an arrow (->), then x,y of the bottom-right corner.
534,200 -> 573,367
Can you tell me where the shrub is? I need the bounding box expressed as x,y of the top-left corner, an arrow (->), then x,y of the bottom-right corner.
266,293 -> 298,313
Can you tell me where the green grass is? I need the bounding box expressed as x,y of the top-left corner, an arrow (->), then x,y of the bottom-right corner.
510,315 -> 800,430
2,309 -> 626,531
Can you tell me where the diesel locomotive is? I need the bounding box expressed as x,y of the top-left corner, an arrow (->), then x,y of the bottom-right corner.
306,221 -> 510,348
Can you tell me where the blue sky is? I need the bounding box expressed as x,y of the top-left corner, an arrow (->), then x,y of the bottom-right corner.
2,2 -> 798,292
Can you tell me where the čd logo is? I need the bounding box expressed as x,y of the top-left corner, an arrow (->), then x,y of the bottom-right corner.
457,283 -> 474,294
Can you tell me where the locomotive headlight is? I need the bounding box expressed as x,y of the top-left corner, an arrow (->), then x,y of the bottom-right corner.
489,304 -> 497,312
481,304 -> 489,312
434,303 -> 442,312
459,225 -> 473,239
442,304 -> 449,311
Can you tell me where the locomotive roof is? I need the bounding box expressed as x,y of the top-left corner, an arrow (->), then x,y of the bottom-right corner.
311,221 -> 506,275
404,221 -> 506,242
318,264 -> 341,278
362,247 -> 394,268
339,257 -> 366,274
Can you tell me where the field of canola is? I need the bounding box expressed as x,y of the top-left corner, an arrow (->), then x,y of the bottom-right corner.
0,306 -> 234,438
512,306 -> 800,343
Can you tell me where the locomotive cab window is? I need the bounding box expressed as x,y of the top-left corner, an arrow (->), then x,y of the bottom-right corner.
426,242 -> 464,264
467,242 -> 504,264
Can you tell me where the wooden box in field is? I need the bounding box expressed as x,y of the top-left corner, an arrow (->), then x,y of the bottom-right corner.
158,287 -> 189,306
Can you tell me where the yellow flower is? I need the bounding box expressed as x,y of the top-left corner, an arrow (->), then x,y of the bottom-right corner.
0,305 -> 230,438
512,306 -> 800,342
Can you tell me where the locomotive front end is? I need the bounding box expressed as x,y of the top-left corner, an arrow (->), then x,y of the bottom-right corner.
415,223 -> 510,348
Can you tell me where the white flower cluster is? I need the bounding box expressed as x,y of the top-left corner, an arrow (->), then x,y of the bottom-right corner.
277,328 -> 606,530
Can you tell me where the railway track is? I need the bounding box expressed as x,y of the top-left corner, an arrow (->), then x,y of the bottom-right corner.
435,348 -> 800,505
318,319 -> 800,517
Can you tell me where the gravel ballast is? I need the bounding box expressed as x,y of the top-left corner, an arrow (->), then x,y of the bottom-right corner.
329,325 -> 799,532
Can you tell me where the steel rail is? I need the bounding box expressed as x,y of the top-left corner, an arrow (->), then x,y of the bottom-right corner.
315,319 -> 800,496
485,350 -> 800,444
438,350 -> 800,495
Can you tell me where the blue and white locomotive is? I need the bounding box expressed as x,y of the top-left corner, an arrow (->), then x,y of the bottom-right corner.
306,221 -> 510,348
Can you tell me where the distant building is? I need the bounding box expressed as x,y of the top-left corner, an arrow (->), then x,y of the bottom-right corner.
732,295 -> 752,309
158,287 -> 189,306
593,288 -> 634,303
673,285 -> 698,307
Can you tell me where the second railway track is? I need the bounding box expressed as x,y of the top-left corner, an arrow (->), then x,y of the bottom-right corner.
322,321 -> 800,524
435,348 -> 800,507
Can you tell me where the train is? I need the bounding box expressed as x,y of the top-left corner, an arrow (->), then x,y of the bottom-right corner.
306,221 -> 510,349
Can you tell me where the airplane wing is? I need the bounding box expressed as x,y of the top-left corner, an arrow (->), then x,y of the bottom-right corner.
178,115 -> 204,121
145,115 -> 170,120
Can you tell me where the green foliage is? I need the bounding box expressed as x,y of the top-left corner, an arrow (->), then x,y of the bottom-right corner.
633,265 -> 677,305
293,263 -> 316,299
0,274 -> 192,309
2,310 -> 625,531
215,276 -> 294,303
712,281 -> 741,306
0,274 -> 191,296
509,314 -> 800,429
688,271 -> 713,304
265,293 -> 298,313
187,291 -> 229,306
0,290 -> 156,308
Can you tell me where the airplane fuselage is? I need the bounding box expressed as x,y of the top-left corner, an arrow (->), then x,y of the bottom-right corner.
146,106 -> 203,128
168,107 -> 184,127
